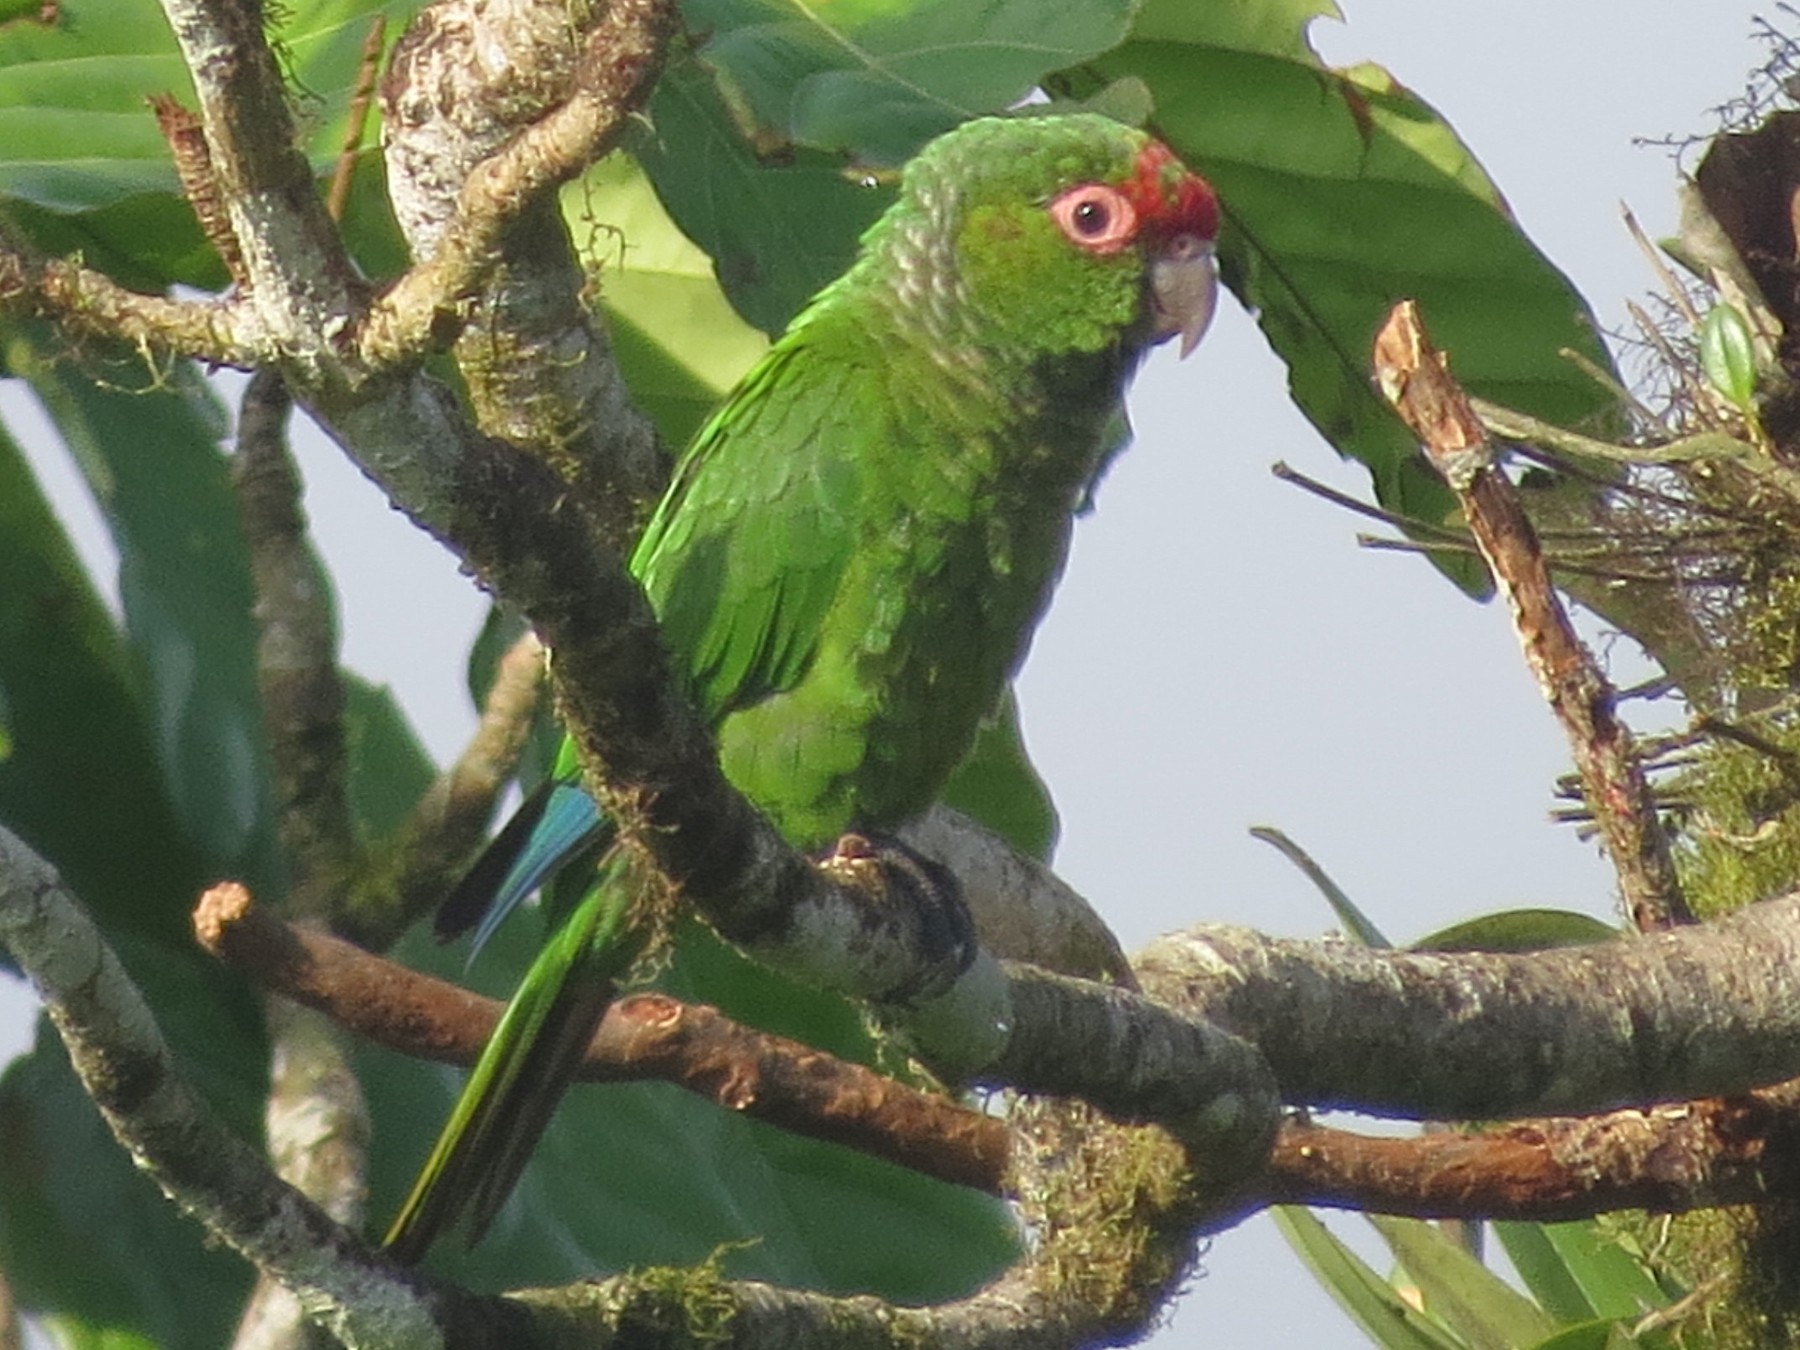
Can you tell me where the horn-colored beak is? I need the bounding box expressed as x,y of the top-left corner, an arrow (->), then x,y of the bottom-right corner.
1151,233 -> 1218,358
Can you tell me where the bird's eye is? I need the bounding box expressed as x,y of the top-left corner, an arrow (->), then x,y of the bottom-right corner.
1049,184 -> 1137,255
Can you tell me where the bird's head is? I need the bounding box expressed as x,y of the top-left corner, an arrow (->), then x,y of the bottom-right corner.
875,113 -> 1220,368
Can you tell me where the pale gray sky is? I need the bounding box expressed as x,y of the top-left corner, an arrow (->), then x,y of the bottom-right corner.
0,2 -> 1766,1343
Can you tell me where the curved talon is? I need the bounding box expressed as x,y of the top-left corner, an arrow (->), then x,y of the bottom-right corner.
820,832 -> 979,1003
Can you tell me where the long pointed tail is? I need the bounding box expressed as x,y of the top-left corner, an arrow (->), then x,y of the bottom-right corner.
382,880 -> 639,1263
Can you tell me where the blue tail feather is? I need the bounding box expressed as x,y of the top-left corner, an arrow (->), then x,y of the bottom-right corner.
436,779 -> 609,961
469,784 -> 606,958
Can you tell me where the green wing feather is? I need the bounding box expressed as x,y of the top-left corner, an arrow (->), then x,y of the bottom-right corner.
636,340 -> 862,725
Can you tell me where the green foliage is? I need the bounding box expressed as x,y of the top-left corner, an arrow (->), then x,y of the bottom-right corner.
0,0 -> 1661,1343
1280,1210 -> 1681,1349
0,0 -> 413,290
1412,910 -> 1621,954
1059,0 -> 1615,592
682,0 -> 1134,164
1701,303 -> 1759,413
1667,723 -> 1800,921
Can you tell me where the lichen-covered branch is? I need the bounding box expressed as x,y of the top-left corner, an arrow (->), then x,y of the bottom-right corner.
159,0 -> 366,375
234,371 -> 356,910
1138,896 -> 1800,1117
0,827 -> 436,1349
375,0 -> 673,548
0,241 -> 260,366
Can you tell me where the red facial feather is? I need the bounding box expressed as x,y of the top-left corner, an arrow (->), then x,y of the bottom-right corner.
1122,141 -> 1219,243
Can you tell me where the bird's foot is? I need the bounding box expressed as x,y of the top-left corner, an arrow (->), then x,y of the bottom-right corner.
817,831 -> 979,1005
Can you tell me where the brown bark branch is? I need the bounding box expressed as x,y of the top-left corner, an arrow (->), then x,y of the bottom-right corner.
194,884 -> 1009,1194
150,92 -> 247,289
1267,1092 -> 1800,1221
1372,299 -> 1694,930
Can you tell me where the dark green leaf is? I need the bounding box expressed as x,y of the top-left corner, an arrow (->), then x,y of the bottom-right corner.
1071,0 -> 1617,592
0,384 -> 183,937
1371,1214 -> 1556,1350
0,1020 -> 251,1350
1273,1207 -> 1469,1350
4,325 -> 281,890
636,58 -> 890,334
685,0 -> 1133,163
1412,910 -> 1620,954
0,347 -> 269,1346
938,689 -> 1059,860
343,673 -> 437,843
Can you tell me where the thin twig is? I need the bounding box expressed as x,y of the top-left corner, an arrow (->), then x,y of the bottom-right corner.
346,629 -> 546,950
150,92 -> 246,288
1558,344 -> 1667,431
1622,203 -> 1705,331
1373,300 -> 1693,930
1271,460 -> 1470,542
324,16 -> 386,224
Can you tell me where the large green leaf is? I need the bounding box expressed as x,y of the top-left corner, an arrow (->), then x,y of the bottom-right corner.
0,403 -> 263,1348
567,151 -> 770,446
343,673 -> 438,843
4,326 -> 281,887
684,0 -> 1133,163
0,0 -> 418,288
636,57 -> 892,335
1066,0 -> 1614,585
1495,1222 -> 1605,1327
1494,1221 -> 1673,1325
0,384 -> 186,940
640,0 -> 1135,333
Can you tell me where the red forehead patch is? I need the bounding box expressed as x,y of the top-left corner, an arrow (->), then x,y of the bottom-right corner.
1122,141 -> 1219,242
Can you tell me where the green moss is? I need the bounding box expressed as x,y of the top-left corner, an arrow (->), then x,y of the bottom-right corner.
1667,724 -> 1800,920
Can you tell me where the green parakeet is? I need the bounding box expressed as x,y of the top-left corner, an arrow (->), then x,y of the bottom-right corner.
383,111 -> 1219,1262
